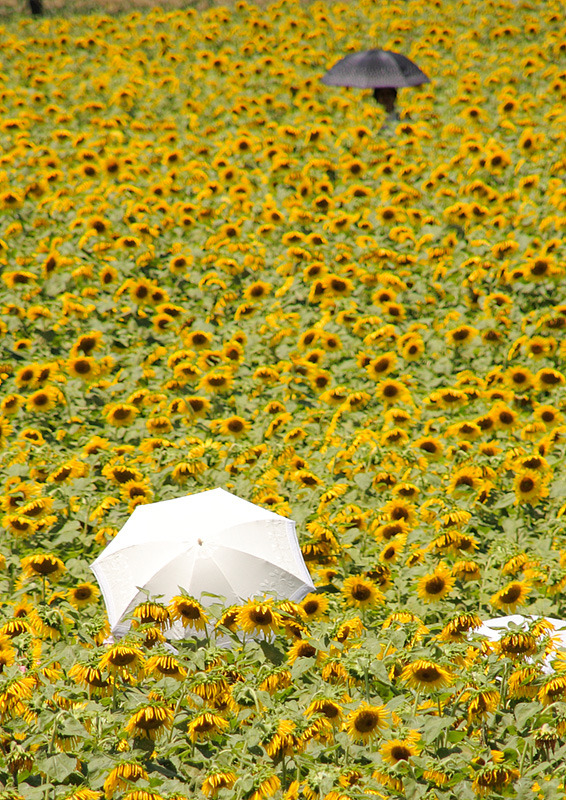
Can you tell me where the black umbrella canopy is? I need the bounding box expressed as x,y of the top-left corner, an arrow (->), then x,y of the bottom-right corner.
321,49 -> 430,90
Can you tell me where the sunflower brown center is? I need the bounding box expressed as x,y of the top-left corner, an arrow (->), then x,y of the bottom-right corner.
414,666 -> 440,683
351,584 -> 371,601
354,710 -> 379,732
112,468 -> 136,483
249,609 -> 273,625
540,372 -> 560,385
296,643 -> 316,658
391,745 -> 411,761
109,652 -> 137,666
179,604 -> 202,620
138,716 -> 164,730
519,477 -> 535,493
425,577 -> 445,595
30,559 -> 60,575
74,360 -> 92,374
302,600 -> 320,615
320,702 -> 340,719
112,408 -> 132,421
500,585 -> 521,603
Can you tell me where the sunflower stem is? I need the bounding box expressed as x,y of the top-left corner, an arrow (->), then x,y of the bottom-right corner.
168,684 -> 187,743
437,696 -> 446,748
499,662 -> 510,708
364,662 -> 370,702
49,713 -> 58,756
412,690 -> 420,717
112,675 -> 119,712
61,386 -> 75,422
519,739 -> 529,775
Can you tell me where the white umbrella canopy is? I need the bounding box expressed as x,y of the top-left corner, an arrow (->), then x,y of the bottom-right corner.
91,488 -> 315,639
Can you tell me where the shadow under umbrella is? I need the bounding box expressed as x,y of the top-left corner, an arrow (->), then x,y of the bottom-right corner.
321,49 -> 430,117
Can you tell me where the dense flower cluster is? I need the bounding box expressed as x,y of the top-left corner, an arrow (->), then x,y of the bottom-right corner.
1,0 -> 566,797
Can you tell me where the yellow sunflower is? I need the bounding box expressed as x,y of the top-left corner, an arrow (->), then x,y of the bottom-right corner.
300,593 -> 329,619
168,596 -> 208,631
417,562 -> 455,602
380,733 -> 421,764
187,711 -> 229,742
345,703 -> 389,742
342,576 -> 383,608
490,581 -> 530,612
401,660 -> 453,691
214,415 -> 250,438
104,404 -> 139,427
67,582 -> 100,609
513,470 -> 550,505
103,762 -> 149,799
375,379 -> 412,406
145,654 -> 187,681
236,601 -> 283,636
21,554 -> 66,581
132,602 -> 171,631
287,640 -> 321,665
201,771 -> 237,798
306,698 -> 343,724
99,644 -> 145,678
125,704 -> 174,740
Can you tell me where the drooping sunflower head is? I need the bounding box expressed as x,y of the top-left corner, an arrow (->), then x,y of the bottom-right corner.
380,732 -> 421,764
132,601 -> 171,632
99,641 -> 146,675
21,553 -> 66,581
401,659 -> 453,692
168,596 -> 208,631
236,601 -> 283,636
125,704 -> 174,741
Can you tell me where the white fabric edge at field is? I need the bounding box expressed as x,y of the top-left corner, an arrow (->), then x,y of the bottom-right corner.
473,614 -> 566,674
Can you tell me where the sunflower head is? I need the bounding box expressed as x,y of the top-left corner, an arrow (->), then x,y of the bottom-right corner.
346,703 -> 389,742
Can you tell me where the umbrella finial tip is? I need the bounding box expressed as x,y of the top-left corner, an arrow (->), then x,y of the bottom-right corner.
198,538 -> 203,546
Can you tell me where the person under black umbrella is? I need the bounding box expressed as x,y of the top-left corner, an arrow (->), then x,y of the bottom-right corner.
373,87 -> 398,114
322,49 -> 429,116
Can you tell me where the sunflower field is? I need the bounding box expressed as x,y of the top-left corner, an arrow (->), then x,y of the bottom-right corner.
1,0 -> 566,797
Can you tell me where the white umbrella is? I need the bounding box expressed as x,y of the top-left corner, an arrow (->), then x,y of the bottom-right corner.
474,615 -> 566,673
91,487 -> 315,639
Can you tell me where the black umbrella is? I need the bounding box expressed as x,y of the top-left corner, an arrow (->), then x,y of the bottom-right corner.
321,49 -> 430,90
